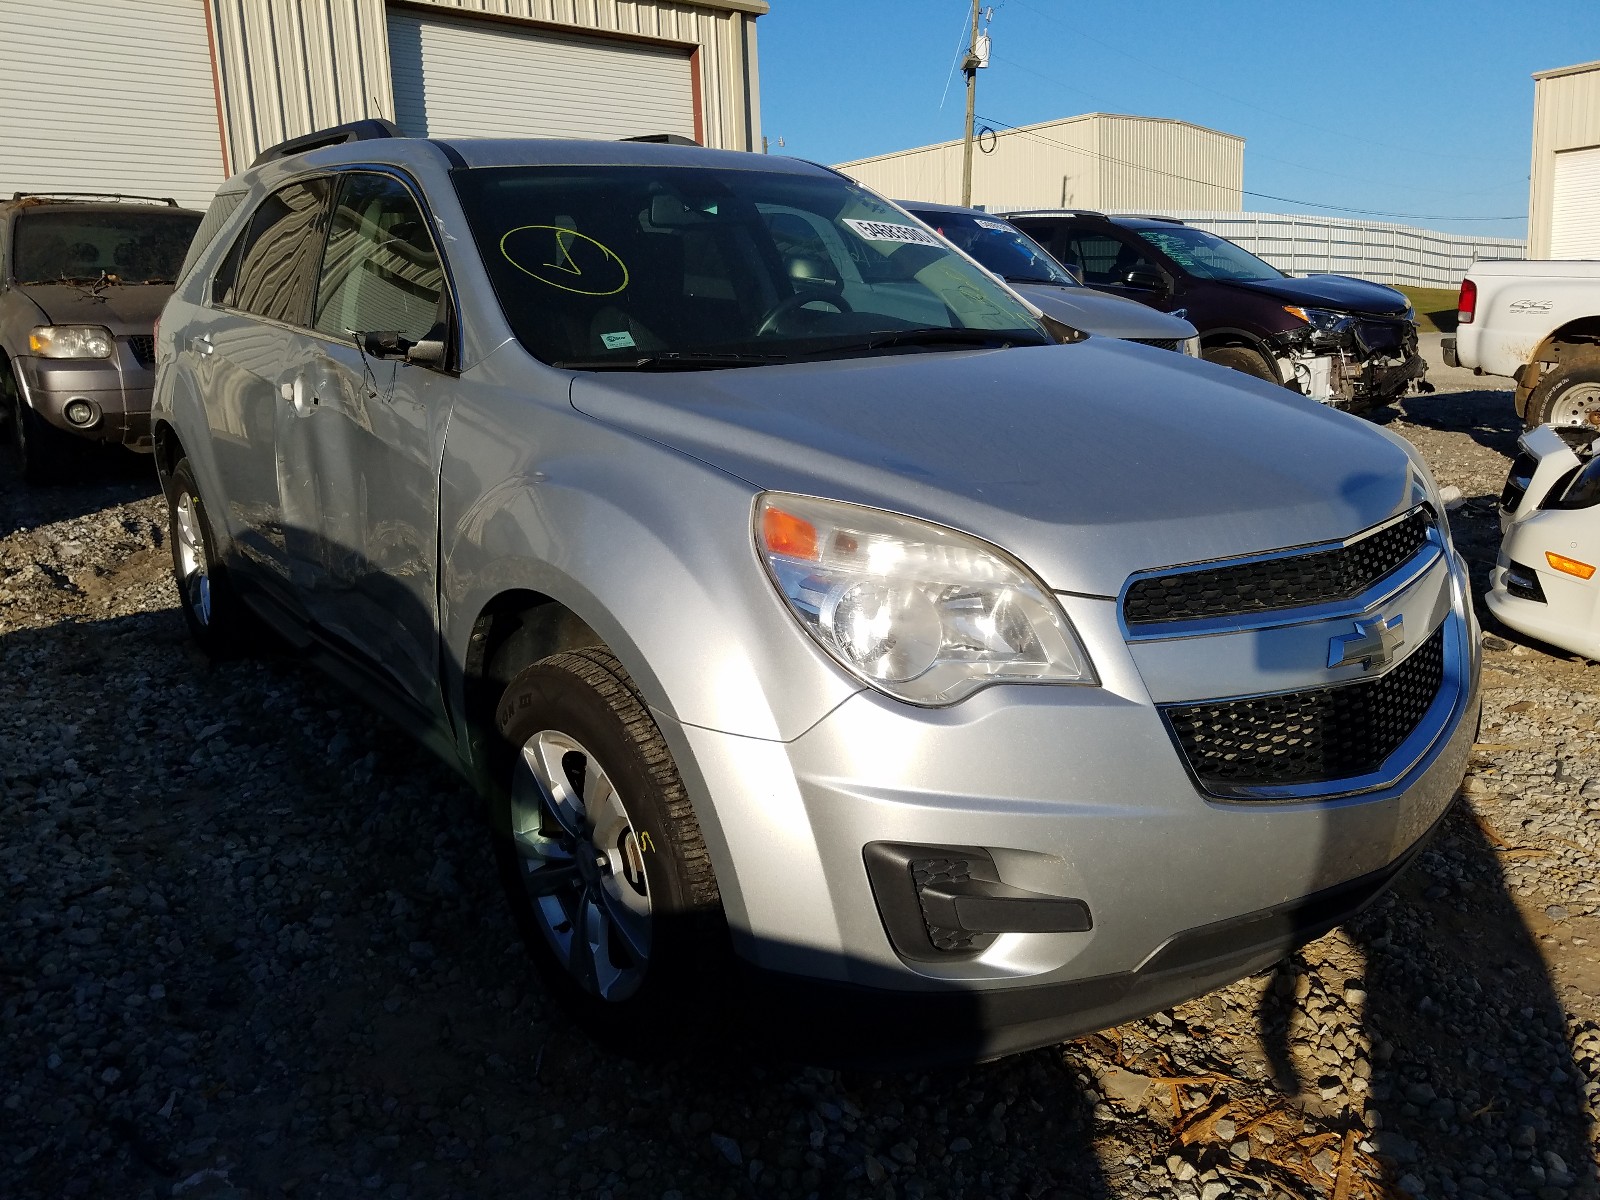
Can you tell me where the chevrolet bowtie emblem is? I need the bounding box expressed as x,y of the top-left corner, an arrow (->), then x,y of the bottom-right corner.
1328,614 -> 1405,670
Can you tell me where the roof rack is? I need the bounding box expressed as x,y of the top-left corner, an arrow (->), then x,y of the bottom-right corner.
251,119 -> 404,168
622,133 -> 701,147
1000,207 -> 1108,220
1111,213 -> 1186,224
12,191 -> 178,207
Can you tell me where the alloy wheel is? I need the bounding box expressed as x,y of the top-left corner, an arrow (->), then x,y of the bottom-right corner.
510,730 -> 652,1001
173,492 -> 213,626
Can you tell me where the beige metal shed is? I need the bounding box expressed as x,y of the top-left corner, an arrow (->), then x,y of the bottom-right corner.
1528,59 -> 1600,260
833,113 -> 1244,213
0,0 -> 767,211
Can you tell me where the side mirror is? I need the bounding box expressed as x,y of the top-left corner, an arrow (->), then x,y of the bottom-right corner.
1063,263 -> 1084,285
1123,267 -> 1166,292
358,329 -> 447,368
405,338 -> 446,367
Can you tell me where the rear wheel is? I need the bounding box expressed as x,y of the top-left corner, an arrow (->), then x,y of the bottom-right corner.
165,457 -> 252,657
493,648 -> 725,1044
1526,356 -> 1600,430
1202,344 -> 1280,385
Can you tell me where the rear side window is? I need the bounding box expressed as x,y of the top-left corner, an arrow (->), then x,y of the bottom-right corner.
177,191 -> 246,285
1065,231 -> 1156,287
313,172 -> 445,344
214,178 -> 331,325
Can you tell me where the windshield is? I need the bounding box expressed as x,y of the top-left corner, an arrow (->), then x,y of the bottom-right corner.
11,208 -> 202,284
452,165 -> 1049,368
1133,225 -> 1284,283
910,209 -> 1078,287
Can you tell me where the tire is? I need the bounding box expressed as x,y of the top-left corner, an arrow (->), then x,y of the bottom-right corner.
3,357 -> 70,485
164,457 -> 252,657
1202,345 -> 1280,386
492,648 -> 725,1045
1525,355 -> 1600,431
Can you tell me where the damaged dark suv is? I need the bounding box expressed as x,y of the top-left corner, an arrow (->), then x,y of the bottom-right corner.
1005,210 -> 1428,411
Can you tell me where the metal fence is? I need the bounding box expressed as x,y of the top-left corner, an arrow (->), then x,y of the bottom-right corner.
1132,210 -> 1526,288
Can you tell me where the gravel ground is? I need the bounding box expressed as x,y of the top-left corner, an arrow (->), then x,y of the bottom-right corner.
2,355 -> 1598,1200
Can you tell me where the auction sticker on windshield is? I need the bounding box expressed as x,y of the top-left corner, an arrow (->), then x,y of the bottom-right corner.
843,219 -> 943,248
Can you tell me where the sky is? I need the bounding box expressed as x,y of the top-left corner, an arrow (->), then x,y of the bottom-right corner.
757,0 -> 1600,239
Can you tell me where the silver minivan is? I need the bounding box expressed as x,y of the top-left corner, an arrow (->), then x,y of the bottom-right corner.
151,122 -> 1479,1063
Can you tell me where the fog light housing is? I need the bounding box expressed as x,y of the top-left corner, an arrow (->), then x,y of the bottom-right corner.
63,398 -> 100,427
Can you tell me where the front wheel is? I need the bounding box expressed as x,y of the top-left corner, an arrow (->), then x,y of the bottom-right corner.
493,648 -> 725,1043
165,457 -> 253,657
1201,344 -> 1280,385
4,358 -> 71,484
1526,356 -> 1600,430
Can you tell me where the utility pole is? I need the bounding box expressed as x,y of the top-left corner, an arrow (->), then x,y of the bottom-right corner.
960,0 -> 981,207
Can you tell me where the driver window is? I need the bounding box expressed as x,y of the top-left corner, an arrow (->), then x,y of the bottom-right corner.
314,173 -> 445,345
1068,232 -> 1154,287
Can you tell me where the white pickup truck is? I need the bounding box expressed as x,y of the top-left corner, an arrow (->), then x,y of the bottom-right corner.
1445,259 -> 1600,429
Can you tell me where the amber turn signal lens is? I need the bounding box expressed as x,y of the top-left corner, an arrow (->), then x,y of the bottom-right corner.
762,506 -> 819,561
1546,551 -> 1596,581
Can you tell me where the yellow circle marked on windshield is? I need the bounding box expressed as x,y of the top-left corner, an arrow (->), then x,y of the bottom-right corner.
499,225 -> 630,296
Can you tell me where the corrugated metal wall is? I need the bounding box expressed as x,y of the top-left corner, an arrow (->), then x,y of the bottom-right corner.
1529,61 -> 1600,258
208,0 -> 763,171
834,114 -> 1244,213
1141,211 -> 1526,288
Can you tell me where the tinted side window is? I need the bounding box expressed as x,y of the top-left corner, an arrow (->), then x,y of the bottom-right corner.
313,173 -> 444,344
1067,231 -> 1155,287
178,191 -> 246,285
216,178 -> 331,324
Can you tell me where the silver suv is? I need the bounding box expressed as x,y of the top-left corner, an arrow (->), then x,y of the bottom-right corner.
151,123 -> 1480,1063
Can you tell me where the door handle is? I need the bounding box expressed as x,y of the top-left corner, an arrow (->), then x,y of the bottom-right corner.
189,334 -> 213,356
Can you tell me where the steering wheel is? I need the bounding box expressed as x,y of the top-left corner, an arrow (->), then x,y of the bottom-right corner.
755,289 -> 853,337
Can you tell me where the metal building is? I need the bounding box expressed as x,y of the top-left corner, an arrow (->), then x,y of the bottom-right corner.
833,113 -> 1244,213
1528,59 -> 1600,259
0,0 -> 766,211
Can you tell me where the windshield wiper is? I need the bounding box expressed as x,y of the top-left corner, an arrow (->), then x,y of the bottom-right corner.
857,328 -> 1044,353
1003,274 -> 1069,286
553,351 -> 785,371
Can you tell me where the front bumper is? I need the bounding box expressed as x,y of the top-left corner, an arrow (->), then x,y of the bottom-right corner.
1269,319 -> 1428,407
12,350 -> 156,447
663,546 -> 1480,1059
1486,425 -> 1600,661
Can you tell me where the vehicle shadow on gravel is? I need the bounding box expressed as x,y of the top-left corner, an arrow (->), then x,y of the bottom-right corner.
1259,808 -> 1598,1197
0,447 -> 160,537
4,597 -> 1592,1199
1383,387 -> 1522,461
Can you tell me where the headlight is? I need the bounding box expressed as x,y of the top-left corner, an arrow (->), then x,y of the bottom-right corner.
1283,306 -> 1352,334
29,325 -> 115,359
755,493 -> 1096,705
1180,336 -> 1201,357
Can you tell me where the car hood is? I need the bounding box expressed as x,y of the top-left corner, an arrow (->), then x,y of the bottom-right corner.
1225,274 -> 1411,317
569,340 -> 1418,596
14,283 -> 172,334
1011,282 -> 1197,341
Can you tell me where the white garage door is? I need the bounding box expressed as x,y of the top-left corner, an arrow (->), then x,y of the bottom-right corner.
0,0 -> 226,211
388,9 -> 698,144
1551,145 -> 1600,259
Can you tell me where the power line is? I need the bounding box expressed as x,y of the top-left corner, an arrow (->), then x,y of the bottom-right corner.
976,114 -> 1525,222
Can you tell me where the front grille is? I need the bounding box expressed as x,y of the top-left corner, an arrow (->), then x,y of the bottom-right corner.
1500,452 -> 1537,512
1131,337 -> 1180,352
126,335 -> 156,366
1163,625 -> 1446,791
1125,508 -> 1433,626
